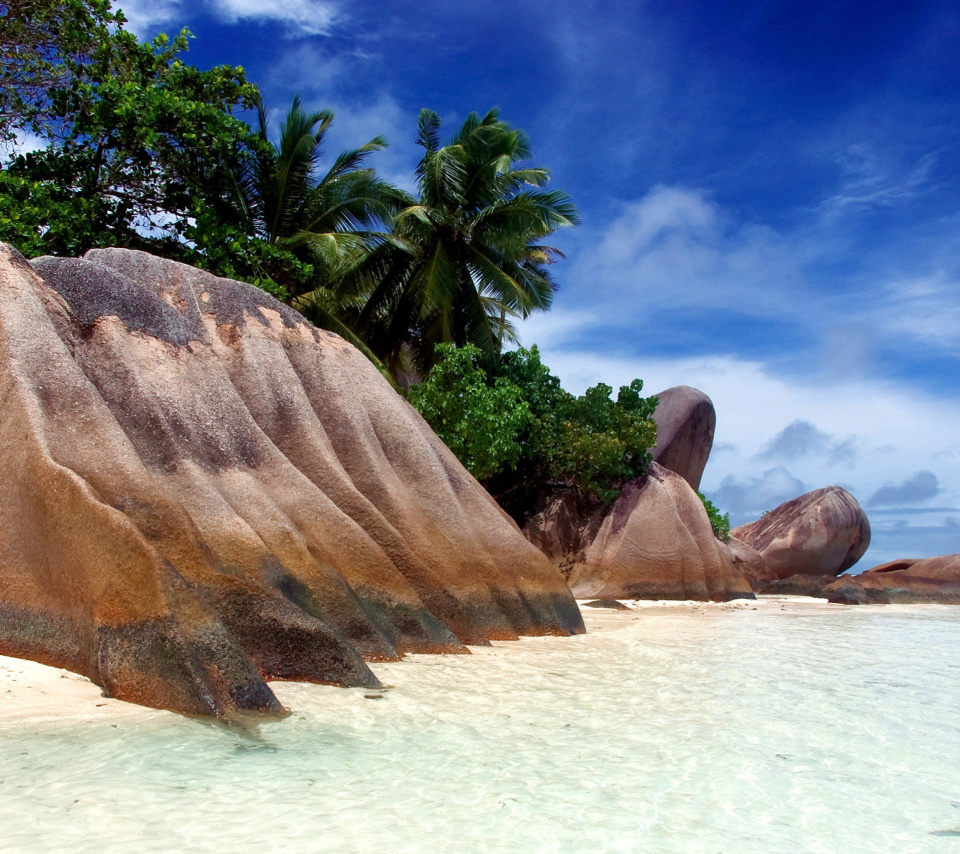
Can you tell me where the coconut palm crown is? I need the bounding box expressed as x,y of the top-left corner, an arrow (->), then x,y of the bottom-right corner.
232,95 -> 406,301
342,107 -> 579,378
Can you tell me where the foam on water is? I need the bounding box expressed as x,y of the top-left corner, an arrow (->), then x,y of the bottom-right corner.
2,601 -> 959,853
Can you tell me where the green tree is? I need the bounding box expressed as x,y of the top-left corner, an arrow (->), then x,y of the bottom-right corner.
408,344 -> 532,480
697,493 -> 731,541
0,13 -> 259,260
410,344 -> 658,524
342,108 -> 578,378
0,0 -> 120,145
213,96 -> 407,306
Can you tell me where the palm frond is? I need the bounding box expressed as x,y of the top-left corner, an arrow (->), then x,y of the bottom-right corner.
416,109 -> 441,152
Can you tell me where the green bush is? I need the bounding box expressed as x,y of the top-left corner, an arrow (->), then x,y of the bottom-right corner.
410,344 -> 659,523
407,344 -> 533,481
698,492 -> 731,541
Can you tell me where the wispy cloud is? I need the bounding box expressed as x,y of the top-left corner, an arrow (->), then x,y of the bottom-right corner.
571,186 -> 809,322
113,0 -> 183,34
819,143 -> 942,212
871,271 -> 960,354
113,0 -> 339,37
209,0 -> 338,36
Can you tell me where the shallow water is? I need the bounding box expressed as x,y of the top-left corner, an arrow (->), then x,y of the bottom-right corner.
2,603 -> 959,853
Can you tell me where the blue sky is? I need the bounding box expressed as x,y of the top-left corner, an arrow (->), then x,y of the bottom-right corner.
115,0 -> 960,569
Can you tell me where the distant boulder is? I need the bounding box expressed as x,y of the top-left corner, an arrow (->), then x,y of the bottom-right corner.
754,574 -> 841,598
825,555 -> 960,604
731,486 -> 870,580
0,244 -> 583,718
554,463 -> 754,601
650,385 -> 716,491
720,536 -> 773,585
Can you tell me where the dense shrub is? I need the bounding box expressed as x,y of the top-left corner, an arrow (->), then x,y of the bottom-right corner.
698,492 -> 731,541
409,343 -> 658,523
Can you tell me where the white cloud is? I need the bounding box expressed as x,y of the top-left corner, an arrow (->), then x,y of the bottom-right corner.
758,420 -> 857,467
872,272 -> 960,354
711,467 -> 807,520
509,335 -> 960,567
818,143 -> 940,213
112,0 -> 185,34
1,129 -> 47,162
208,0 -> 338,36
113,0 -> 339,37
568,185 -> 811,323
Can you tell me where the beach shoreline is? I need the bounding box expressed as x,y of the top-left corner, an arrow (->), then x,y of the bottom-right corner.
1,595 -> 954,723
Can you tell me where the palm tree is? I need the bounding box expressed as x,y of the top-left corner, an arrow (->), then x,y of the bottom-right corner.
231,95 -> 406,306
339,108 -> 579,378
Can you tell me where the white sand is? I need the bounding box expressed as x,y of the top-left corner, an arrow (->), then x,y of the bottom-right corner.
0,595 -> 927,720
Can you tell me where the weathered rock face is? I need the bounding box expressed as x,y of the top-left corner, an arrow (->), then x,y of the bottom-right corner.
720,536 -> 773,585
521,489 -> 605,575
0,244 -> 583,717
731,486 -> 870,580
754,574 -> 841,598
650,385 -> 716,491
530,463 -> 753,601
824,555 -> 960,604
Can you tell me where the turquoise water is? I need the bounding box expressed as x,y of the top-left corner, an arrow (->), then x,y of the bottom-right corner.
2,602 -> 959,853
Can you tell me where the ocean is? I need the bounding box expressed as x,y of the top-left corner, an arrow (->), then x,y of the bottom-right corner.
2,598 -> 958,853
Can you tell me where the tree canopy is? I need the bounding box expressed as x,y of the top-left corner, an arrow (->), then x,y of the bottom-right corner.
409,344 -> 659,523
337,108 -> 579,378
0,12 -> 258,259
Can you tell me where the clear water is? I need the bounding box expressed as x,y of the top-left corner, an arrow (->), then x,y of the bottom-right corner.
2,602 -> 959,853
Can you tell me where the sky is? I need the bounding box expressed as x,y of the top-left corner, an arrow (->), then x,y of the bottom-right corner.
113,0 -> 960,569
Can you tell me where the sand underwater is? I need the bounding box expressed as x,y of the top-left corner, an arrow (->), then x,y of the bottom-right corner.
2,596 -> 959,853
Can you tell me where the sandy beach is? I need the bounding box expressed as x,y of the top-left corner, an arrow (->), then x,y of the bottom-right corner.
0,595 -> 895,722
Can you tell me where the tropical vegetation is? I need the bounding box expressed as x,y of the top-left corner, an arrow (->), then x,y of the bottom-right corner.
698,493 -> 731,541
0,5 -> 675,525
410,344 -> 659,523
334,109 -> 579,378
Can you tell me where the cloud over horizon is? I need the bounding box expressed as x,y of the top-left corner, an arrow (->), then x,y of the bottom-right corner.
868,470 -> 940,507
758,420 -> 857,467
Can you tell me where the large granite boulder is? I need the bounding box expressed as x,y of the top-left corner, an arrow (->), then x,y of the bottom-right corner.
720,536 -> 774,585
731,486 -> 870,580
526,463 -> 753,601
0,245 -> 583,717
650,385 -> 716,491
824,555 -> 960,604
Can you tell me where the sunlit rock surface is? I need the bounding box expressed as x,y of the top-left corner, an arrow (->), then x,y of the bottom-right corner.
731,486 -> 870,581
825,555 -> 960,604
650,385 -> 716,491
0,244 -> 583,717
528,464 -> 753,601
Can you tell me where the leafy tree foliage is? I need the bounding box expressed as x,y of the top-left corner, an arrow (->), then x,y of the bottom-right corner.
0,0 -> 119,145
410,344 -> 658,523
0,11 -> 259,260
698,493 -> 731,541
213,96 -> 406,304
340,109 -> 579,377
408,344 -> 532,480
